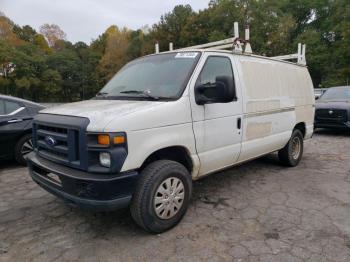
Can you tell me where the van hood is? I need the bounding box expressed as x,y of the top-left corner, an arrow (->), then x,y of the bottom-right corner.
316,100 -> 350,110
40,98 -> 191,132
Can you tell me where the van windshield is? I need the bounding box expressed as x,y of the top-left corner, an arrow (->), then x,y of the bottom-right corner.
96,52 -> 201,101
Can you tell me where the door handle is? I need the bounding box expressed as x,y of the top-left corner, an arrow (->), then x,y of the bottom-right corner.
237,117 -> 241,129
7,119 -> 23,123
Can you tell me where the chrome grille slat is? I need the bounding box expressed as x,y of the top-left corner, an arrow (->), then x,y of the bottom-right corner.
37,140 -> 68,155
37,129 -> 68,140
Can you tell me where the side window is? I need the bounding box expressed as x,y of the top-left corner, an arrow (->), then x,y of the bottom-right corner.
195,56 -> 236,104
4,100 -> 21,115
197,56 -> 234,86
0,100 -> 5,115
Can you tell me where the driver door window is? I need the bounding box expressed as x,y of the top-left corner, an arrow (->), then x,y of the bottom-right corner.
196,56 -> 234,87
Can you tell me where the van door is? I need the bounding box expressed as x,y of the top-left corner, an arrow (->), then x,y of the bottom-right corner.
189,53 -> 243,176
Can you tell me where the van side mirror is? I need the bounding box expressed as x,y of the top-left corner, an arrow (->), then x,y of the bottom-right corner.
195,75 -> 236,105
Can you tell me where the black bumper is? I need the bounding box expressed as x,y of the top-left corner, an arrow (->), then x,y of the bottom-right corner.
27,152 -> 138,211
314,120 -> 350,130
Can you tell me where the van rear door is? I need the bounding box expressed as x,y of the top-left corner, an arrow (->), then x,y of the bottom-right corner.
189,53 -> 243,176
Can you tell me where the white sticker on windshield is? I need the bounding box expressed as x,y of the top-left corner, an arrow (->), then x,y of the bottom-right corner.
175,52 -> 198,58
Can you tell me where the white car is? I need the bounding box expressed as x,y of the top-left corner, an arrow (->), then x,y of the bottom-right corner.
27,48 -> 314,233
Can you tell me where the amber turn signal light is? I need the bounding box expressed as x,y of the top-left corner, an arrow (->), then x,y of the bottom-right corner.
113,135 -> 125,144
97,134 -> 110,145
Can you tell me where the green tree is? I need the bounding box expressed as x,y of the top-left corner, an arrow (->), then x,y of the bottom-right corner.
10,44 -> 46,100
33,34 -> 51,54
98,26 -> 131,83
13,25 -> 37,42
41,69 -> 62,99
74,41 -> 101,99
152,5 -> 194,50
46,49 -> 81,101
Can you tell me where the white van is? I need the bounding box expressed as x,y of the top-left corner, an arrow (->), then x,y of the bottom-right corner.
27,40 -> 314,233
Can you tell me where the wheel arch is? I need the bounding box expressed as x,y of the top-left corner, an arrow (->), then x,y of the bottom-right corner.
294,122 -> 306,138
140,146 -> 194,173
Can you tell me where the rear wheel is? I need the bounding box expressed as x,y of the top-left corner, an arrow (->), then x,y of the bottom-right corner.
130,160 -> 192,233
278,129 -> 304,167
14,134 -> 33,166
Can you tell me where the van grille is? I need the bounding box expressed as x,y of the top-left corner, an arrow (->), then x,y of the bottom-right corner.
32,114 -> 89,170
35,124 -> 80,167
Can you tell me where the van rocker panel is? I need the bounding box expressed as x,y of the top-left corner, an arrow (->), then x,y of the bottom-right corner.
27,152 -> 138,211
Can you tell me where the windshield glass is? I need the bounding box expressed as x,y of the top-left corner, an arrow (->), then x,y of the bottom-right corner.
97,52 -> 201,100
319,87 -> 350,101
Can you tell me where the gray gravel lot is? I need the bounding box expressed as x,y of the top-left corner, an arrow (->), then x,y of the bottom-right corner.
1,130 -> 350,262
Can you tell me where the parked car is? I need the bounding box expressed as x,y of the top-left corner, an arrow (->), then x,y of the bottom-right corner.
315,86 -> 350,130
27,49 -> 314,233
314,88 -> 326,100
0,95 -> 45,165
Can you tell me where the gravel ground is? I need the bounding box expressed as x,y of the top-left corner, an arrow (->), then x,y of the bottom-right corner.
1,130 -> 350,262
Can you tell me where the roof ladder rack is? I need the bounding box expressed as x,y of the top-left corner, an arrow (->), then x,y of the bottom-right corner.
154,22 -> 252,53
179,37 -> 235,50
153,22 -> 306,66
177,22 -> 252,52
271,43 -> 306,65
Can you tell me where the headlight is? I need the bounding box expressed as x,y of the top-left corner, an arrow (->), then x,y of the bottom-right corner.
87,132 -> 127,171
99,152 -> 111,167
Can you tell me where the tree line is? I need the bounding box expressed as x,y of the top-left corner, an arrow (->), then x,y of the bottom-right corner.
0,0 -> 349,102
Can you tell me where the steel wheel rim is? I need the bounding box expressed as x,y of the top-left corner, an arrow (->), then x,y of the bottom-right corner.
154,177 -> 185,220
291,136 -> 301,160
21,138 -> 33,156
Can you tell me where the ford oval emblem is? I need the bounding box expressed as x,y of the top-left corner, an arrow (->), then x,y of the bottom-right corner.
45,136 -> 56,146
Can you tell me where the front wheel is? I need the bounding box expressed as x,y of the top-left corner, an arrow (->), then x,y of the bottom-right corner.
278,129 -> 304,167
130,160 -> 192,233
14,134 -> 34,166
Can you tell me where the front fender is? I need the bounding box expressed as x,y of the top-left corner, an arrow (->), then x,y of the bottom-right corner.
120,123 -> 200,177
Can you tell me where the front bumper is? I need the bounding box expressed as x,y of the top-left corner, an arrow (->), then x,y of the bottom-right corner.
27,152 -> 138,211
314,120 -> 350,130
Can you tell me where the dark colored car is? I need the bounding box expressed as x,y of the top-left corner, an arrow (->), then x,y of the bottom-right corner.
315,86 -> 350,130
0,95 -> 45,165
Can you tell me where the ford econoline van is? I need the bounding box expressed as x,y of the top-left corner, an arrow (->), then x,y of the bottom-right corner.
27,43 -> 314,233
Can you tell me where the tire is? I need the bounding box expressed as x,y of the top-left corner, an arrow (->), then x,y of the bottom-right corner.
130,160 -> 192,233
278,129 -> 304,167
14,134 -> 33,166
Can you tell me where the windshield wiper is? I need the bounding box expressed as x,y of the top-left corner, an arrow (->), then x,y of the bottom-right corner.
119,90 -> 160,100
96,92 -> 109,97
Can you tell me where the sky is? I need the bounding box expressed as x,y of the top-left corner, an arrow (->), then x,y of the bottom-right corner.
1,0 -> 209,44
